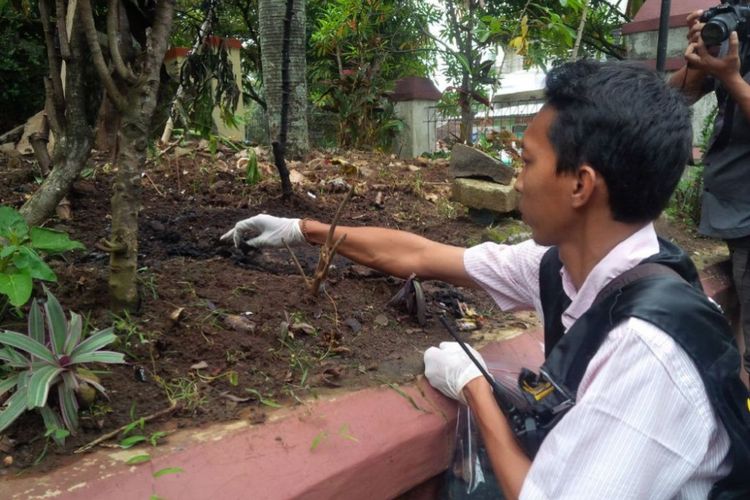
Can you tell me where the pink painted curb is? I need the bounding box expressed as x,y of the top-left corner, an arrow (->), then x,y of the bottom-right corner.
1,263 -> 736,499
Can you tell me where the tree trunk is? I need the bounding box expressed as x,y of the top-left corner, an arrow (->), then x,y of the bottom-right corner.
258,0 -> 308,159
108,0 -> 175,312
19,16 -> 97,227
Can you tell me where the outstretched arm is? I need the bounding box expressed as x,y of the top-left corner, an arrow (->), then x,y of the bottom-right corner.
221,215 -> 476,287
301,220 -> 475,287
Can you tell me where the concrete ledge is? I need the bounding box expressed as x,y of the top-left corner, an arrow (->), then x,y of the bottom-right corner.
1,263 -> 736,499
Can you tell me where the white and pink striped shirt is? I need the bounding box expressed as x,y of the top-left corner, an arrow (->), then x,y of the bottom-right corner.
464,223 -> 731,499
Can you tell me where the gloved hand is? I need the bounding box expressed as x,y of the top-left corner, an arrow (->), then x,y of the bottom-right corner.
424,341 -> 487,404
220,214 -> 305,249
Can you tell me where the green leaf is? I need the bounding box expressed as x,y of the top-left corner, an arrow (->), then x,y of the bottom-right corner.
58,383 -> 79,432
0,374 -> 19,398
0,244 -> 18,258
28,299 -> 45,345
70,350 -> 125,365
0,272 -> 33,307
29,227 -> 85,253
15,247 -> 56,281
0,206 -> 28,240
63,312 -> 83,354
153,467 -> 183,478
40,406 -> 67,446
27,364 -> 63,408
0,346 -> 29,368
126,454 -> 152,465
0,389 -> 29,434
245,388 -> 282,408
120,435 -> 147,448
71,327 -> 117,357
310,431 -> 328,451
0,331 -> 55,363
44,288 -> 67,355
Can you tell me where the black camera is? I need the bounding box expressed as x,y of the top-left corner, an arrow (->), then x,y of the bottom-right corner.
700,2 -> 750,46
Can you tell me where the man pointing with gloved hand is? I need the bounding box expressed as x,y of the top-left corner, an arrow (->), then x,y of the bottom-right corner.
223,61 -> 750,498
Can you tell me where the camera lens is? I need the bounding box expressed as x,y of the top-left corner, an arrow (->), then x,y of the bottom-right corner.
702,21 -> 729,46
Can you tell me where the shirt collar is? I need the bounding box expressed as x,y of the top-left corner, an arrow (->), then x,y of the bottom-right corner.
559,223 -> 660,330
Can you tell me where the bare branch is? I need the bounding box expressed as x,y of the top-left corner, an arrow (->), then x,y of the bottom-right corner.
107,0 -> 137,82
55,0 -> 70,60
283,239 -> 311,288
310,186 -> 355,296
78,0 -> 127,111
39,0 -> 66,125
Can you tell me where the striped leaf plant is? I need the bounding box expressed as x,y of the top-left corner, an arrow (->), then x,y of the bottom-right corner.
0,288 -> 125,436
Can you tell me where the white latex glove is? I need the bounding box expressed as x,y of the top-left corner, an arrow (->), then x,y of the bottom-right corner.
220,214 -> 305,249
424,341 -> 487,404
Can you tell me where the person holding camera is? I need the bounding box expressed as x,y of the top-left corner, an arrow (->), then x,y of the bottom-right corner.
669,2 -> 750,378
225,60 -> 750,498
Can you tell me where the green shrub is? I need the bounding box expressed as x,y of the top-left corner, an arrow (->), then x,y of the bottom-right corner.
0,206 -> 84,309
0,289 -> 125,436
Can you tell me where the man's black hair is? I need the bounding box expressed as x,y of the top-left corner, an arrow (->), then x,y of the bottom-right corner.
544,60 -> 692,223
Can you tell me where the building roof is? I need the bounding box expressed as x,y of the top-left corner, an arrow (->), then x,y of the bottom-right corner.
390,77 -> 442,102
622,0 -> 714,34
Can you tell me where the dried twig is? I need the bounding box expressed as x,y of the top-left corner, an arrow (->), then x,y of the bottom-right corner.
74,402 -> 180,454
310,186 -> 354,295
283,238 -> 310,287
143,171 -> 165,197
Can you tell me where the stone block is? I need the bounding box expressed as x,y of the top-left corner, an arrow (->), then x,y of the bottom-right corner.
451,178 -> 518,213
449,143 -> 514,185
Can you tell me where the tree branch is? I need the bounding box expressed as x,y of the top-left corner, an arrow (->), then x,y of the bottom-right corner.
78,0 -> 127,111
39,0 -> 65,128
309,186 -> 354,296
107,0 -> 137,82
55,0 -> 70,60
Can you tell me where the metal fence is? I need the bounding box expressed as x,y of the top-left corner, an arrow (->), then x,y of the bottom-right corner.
427,98 -> 545,147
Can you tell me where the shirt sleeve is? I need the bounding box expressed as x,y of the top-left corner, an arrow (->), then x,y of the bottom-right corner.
520,318 -> 729,499
463,239 -> 548,313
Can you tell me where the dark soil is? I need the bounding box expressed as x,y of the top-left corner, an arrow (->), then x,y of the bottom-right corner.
0,144 -> 726,474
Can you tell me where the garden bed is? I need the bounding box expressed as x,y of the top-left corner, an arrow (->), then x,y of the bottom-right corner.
0,144 -> 727,476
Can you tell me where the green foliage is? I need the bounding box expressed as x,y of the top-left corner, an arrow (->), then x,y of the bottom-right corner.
0,6 -> 46,131
308,0 -> 437,149
0,288 -> 125,435
666,106 -> 718,227
0,206 -> 85,309
244,148 -> 261,185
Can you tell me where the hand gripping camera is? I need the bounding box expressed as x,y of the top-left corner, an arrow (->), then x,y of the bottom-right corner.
700,1 -> 750,46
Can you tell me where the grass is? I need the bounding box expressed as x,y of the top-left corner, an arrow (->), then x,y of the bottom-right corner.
154,375 -> 207,413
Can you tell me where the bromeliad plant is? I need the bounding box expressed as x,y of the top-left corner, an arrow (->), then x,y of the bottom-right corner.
0,206 -> 84,310
0,289 -> 125,435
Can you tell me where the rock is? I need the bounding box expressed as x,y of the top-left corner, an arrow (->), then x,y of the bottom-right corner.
289,169 -> 307,185
15,111 -> 47,155
224,314 -> 256,333
449,143 -> 514,185
344,317 -> 362,334
374,314 -> 389,327
451,178 -> 519,214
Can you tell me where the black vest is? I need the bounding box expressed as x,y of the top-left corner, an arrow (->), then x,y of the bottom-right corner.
537,238 -> 750,499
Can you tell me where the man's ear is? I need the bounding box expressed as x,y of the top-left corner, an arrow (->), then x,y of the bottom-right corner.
571,165 -> 600,208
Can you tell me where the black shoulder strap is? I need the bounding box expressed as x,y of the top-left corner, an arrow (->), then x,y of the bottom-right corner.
539,247 -> 568,357
539,245 -> 685,358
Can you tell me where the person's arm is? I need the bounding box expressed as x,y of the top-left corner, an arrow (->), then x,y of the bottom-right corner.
424,343 -> 532,500
301,220 -> 474,286
668,10 -> 711,104
463,378 -> 531,500
220,214 -> 475,287
686,31 -> 750,123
